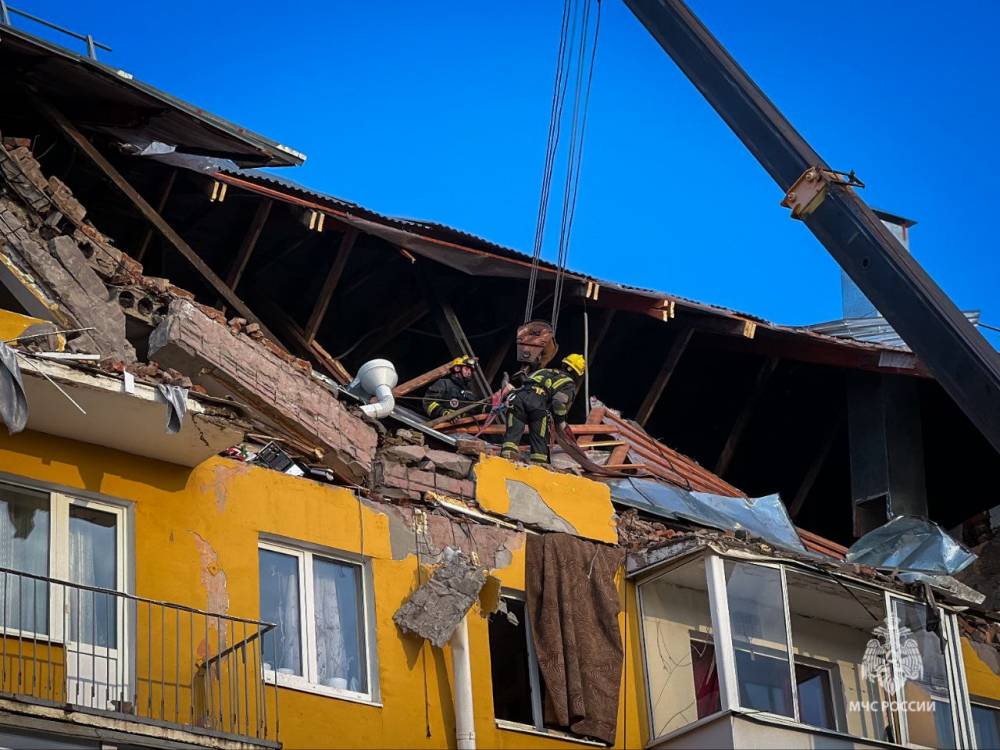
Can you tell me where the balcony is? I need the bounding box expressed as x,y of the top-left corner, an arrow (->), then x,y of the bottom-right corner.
0,566 -> 278,749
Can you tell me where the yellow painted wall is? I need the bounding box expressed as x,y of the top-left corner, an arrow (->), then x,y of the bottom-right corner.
0,430 -> 648,749
474,456 -> 618,544
963,637 -> 1000,702
0,309 -> 64,349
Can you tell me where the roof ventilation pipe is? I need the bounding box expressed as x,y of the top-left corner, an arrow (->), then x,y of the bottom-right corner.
351,359 -> 398,419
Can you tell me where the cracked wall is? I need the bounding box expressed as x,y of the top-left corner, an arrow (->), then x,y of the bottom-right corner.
474,455 -> 618,543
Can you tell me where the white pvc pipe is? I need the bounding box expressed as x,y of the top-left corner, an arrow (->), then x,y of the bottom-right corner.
451,615 -> 476,750
359,383 -> 395,419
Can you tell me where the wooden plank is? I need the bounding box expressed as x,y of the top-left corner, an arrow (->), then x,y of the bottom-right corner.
225,199 -> 272,289
258,300 -> 352,384
789,413 -> 843,518
713,357 -> 778,477
32,95 -> 277,341
135,168 -> 176,262
393,361 -> 453,398
635,326 -> 693,426
304,228 -> 359,342
417,267 -> 490,397
607,442 -> 631,467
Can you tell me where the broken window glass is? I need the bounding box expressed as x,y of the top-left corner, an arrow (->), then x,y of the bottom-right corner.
892,599 -> 956,749
259,548 -> 303,677
724,561 -> 794,718
488,597 -> 537,726
638,557 -> 716,737
0,484 -> 49,634
785,570 -> 898,740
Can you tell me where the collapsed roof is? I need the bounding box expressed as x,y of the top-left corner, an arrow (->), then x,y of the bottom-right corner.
0,22 -> 996,554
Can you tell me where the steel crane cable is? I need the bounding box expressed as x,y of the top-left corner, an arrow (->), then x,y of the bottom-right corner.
551,0 -> 601,334
524,0 -> 577,325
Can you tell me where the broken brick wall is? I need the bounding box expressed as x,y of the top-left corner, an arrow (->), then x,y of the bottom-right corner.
150,298 -> 377,484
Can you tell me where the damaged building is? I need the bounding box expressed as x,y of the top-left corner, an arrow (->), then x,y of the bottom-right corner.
0,10 -> 997,750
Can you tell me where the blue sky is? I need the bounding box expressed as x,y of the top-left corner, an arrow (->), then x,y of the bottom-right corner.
16,1 -> 999,341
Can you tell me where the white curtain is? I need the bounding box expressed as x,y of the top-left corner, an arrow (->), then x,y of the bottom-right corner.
0,492 -> 48,633
275,570 -> 301,673
69,520 -> 98,645
313,564 -> 350,688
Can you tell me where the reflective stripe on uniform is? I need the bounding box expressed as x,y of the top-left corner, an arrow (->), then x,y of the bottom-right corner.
529,453 -> 548,463
427,401 -> 441,414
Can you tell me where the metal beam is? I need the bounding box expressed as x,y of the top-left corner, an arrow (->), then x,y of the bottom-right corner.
625,0 -> 1000,454
31,94 -> 277,342
304,228 -> 358,342
636,326 -> 693,426
714,357 -> 777,476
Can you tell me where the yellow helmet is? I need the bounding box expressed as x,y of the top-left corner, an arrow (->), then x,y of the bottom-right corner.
562,353 -> 585,376
450,356 -> 476,369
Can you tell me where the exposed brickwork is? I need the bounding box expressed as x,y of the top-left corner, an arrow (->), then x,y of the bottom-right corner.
149,299 -> 377,484
379,460 -> 475,500
0,198 -> 135,361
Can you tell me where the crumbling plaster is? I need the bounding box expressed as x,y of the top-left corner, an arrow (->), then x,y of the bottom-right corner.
474,455 -> 618,543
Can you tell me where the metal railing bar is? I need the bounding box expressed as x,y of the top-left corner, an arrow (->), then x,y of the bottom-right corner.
146,602 -> 152,719
241,621 -> 250,737
175,608 -> 179,725
0,566 -> 273,628
215,616 -> 222,732
0,4 -> 112,51
202,628 -> 266,667
160,605 -> 165,721
0,568 -> 275,742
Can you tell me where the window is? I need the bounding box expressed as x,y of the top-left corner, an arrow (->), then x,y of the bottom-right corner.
637,552 -> 974,746
785,570 -> 891,740
0,481 -> 129,711
0,483 -> 128,640
972,701 -> 1000,749
258,540 -> 375,702
638,557 -> 716,738
724,561 -> 794,718
488,596 -> 543,728
892,599 -> 956,749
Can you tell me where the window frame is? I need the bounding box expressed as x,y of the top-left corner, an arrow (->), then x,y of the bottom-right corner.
636,550 -> 977,747
0,481 -> 130,645
970,697 -> 1000,750
257,538 -> 378,705
489,590 -> 606,747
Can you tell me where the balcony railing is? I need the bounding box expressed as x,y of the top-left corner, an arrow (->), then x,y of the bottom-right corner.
0,566 -> 278,746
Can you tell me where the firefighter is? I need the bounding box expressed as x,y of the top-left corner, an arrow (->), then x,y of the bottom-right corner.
423,356 -> 478,420
501,353 -> 585,463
